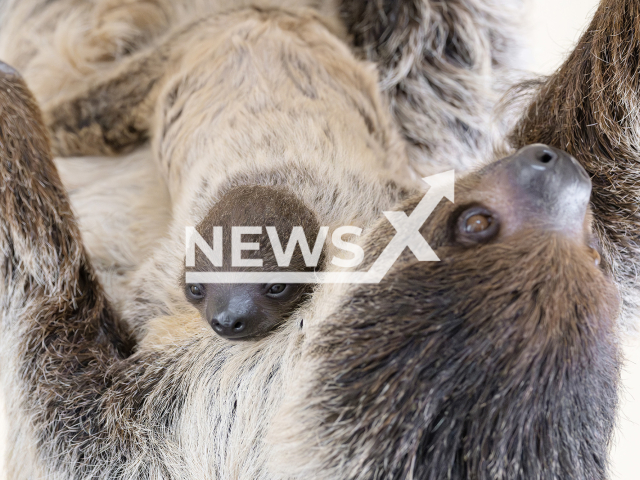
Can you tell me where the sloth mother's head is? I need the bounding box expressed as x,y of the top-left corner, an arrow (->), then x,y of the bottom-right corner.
270,144 -> 620,480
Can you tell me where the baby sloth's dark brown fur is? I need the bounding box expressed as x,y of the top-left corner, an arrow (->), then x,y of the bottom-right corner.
184,185 -> 323,340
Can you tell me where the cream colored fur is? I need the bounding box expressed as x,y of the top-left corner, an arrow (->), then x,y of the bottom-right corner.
0,0 -> 340,105
55,149 -> 172,312
0,2 -> 413,476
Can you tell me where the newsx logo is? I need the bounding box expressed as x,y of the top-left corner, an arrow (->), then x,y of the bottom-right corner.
185,171 -> 454,284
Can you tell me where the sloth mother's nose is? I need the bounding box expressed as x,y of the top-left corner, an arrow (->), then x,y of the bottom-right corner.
506,143 -> 591,233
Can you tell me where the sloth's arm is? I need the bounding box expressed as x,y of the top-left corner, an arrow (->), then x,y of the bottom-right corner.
43,43 -> 170,157
0,61 -> 133,358
0,63 -> 182,476
339,0 -> 525,173
509,0 -> 640,326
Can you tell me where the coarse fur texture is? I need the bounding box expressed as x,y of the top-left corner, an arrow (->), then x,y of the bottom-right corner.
508,0 -> 640,333
269,161 -> 620,479
0,0 -> 527,176
35,7 -> 407,189
0,0 -> 342,106
339,0 -> 528,174
54,149 -> 172,314
0,68 -> 298,479
0,66 -> 623,478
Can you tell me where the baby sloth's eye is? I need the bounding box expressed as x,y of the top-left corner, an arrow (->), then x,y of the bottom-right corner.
456,206 -> 499,245
186,283 -> 206,300
266,284 -> 289,298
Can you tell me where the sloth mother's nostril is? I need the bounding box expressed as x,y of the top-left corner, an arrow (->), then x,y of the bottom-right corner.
537,149 -> 556,164
516,144 -> 560,170
505,144 -> 592,234
510,144 -> 590,194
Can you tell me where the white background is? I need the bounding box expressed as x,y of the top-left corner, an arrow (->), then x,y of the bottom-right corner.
0,0 -> 639,478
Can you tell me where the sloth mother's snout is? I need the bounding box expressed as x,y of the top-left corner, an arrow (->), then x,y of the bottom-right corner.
505,144 -> 592,234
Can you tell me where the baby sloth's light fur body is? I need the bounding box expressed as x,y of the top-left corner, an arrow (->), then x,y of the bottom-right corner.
0,0 -> 528,330
36,6 -> 418,340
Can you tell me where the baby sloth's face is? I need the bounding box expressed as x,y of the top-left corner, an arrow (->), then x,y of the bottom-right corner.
184,185 -> 322,340
186,282 -> 308,339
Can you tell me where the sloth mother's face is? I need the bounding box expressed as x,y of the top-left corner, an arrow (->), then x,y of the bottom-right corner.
414,143 -> 615,331
320,144 -> 616,346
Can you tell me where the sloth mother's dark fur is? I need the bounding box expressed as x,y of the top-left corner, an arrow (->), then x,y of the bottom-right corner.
0,66 -> 189,477
509,0 -> 640,328
340,0 -> 523,171
284,193 -> 620,479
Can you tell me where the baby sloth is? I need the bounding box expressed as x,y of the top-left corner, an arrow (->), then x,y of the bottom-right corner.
184,185 -> 324,340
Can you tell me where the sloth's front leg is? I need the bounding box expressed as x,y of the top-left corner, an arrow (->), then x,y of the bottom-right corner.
0,60 -> 100,309
0,62 -> 183,477
0,58 -> 133,396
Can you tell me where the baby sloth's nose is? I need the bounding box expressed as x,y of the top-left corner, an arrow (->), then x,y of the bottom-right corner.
507,143 -> 592,233
210,311 -> 249,339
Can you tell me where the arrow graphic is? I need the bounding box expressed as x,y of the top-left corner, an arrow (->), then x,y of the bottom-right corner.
185,171 -> 455,284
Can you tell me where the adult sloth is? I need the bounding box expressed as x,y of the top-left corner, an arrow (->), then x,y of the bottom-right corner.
2,0 -> 640,478
0,57 -> 621,480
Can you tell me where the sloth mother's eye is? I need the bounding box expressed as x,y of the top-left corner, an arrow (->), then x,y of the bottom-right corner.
456,206 -> 499,245
186,283 -> 206,300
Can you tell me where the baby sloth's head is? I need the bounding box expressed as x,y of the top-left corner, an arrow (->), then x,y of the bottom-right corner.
184,185 -> 323,340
